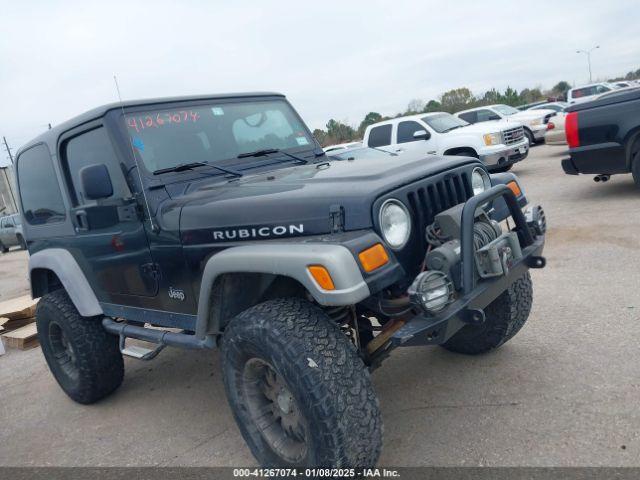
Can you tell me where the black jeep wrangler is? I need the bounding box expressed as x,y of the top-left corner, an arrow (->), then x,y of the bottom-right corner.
15,93 -> 546,468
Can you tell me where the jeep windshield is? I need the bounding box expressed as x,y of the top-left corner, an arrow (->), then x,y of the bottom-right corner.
422,113 -> 468,133
120,99 -> 315,174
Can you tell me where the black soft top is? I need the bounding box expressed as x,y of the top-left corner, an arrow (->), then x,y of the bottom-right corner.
17,92 -> 284,156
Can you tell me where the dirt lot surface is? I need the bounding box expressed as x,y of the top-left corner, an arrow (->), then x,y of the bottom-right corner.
0,144 -> 638,466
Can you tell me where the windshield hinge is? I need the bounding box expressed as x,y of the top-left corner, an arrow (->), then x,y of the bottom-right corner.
329,204 -> 345,233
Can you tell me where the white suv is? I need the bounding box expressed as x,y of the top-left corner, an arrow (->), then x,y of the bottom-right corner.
456,104 -> 556,145
362,112 -> 528,172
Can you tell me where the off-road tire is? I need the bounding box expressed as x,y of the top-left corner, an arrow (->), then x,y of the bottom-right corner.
442,272 -> 533,355
221,298 -> 382,468
0,241 -> 7,253
524,129 -> 536,146
631,139 -> 640,188
36,289 -> 124,404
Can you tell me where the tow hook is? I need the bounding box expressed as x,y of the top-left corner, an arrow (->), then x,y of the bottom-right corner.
593,174 -> 610,182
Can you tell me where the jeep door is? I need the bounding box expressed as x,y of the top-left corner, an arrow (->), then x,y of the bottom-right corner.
59,124 -> 158,298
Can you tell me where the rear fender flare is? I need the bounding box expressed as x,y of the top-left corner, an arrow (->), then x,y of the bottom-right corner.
29,248 -> 102,317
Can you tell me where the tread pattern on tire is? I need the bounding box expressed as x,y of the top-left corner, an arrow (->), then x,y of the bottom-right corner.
221,298 -> 382,468
442,272 -> 533,355
37,289 -> 124,404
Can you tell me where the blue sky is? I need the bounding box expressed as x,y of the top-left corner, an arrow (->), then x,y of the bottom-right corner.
1,0 -> 638,165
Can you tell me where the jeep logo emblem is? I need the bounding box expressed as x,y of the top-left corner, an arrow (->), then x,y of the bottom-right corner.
168,287 -> 185,301
212,224 -> 304,241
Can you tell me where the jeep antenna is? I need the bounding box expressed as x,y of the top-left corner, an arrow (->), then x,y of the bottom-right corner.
113,75 -> 158,232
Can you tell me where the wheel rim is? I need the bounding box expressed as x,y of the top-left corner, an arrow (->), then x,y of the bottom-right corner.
49,322 -> 79,381
242,358 -> 307,464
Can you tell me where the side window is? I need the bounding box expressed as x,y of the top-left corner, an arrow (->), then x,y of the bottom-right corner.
458,112 -> 477,124
368,125 -> 392,147
63,128 -> 131,206
476,109 -> 500,122
17,145 -> 66,225
596,85 -> 610,94
397,121 -> 426,143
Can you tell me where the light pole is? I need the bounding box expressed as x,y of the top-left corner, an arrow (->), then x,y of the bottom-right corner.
576,46 -> 600,83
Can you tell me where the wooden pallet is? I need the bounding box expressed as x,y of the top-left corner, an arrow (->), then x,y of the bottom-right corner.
0,295 -> 38,321
1,323 -> 39,350
0,316 -> 34,333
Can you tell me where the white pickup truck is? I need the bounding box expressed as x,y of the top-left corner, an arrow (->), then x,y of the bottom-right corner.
456,104 -> 556,145
362,112 -> 528,172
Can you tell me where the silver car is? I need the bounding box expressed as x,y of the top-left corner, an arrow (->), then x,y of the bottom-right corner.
0,213 -> 26,252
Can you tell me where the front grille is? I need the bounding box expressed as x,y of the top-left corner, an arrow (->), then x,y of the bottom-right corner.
502,126 -> 524,145
374,165 -> 476,281
403,170 -> 473,254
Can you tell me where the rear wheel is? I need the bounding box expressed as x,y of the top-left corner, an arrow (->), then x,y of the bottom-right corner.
442,272 -> 533,355
17,235 -> 27,250
221,298 -> 382,467
631,139 -> 640,188
0,241 -> 7,253
36,289 -> 124,404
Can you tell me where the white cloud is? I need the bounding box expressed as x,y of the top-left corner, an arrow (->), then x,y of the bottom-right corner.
1,0 -> 638,164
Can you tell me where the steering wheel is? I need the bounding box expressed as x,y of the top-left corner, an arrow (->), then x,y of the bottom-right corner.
242,112 -> 267,128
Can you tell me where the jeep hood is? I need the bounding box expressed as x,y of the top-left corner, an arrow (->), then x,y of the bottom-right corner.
161,149 -> 480,240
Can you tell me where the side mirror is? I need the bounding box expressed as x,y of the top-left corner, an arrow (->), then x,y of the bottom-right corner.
413,129 -> 431,141
80,164 -> 113,200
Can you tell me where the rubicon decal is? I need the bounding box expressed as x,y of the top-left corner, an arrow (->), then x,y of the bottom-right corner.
212,224 -> 304,241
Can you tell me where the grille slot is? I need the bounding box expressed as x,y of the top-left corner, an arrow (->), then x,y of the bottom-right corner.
402,170 -> 473,254
502,126 -> 524,145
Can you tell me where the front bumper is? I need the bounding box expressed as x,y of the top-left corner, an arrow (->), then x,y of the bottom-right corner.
479,140 -> 529,170
532,124 -> 547,141
376,185 -> 545,357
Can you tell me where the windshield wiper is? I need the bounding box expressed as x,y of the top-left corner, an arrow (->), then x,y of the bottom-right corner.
237,148 -> 309,164
441,125 -> 463,133
153,162 -> 242,177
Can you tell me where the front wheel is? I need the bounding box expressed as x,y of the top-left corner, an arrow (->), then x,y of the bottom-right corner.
442,272 -> 533,355
0,242 -> 7,253
17,235 -> 27,250
524,129 -> 536,146
221,298 -> 382,468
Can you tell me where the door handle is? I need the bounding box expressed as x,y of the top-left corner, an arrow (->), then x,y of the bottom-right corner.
75,210 -> 89,232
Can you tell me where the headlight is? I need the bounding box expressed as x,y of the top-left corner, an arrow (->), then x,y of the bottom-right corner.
483,132 -> 502,146
471,167 -> 491,196
379,199 -> 411,249
530,118 -> 542,126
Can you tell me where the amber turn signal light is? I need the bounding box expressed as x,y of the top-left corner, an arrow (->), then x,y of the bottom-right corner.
308,265 -> 335,290
507,181 -> 521,197
358,243 -> 389,273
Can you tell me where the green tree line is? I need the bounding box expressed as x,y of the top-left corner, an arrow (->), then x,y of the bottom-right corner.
314,67 -> 639,147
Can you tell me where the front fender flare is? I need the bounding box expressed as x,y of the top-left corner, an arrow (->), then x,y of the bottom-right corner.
195,243 -> 370,338
29,248 -> 103,317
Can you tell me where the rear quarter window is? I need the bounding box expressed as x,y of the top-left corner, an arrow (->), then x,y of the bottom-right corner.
367,125 -> 392,147
17,144 -> 66,225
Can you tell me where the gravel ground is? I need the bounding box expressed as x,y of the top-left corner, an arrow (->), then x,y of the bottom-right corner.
0,144 -> 638,467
